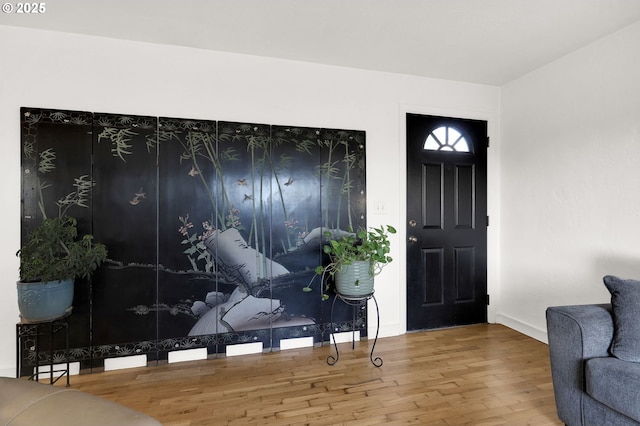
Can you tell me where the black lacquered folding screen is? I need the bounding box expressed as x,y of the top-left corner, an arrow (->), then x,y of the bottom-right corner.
19,107 -> 367,370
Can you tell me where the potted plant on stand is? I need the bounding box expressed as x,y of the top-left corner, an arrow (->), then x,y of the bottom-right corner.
16,216 -> 108,322
313,225 -> 396,299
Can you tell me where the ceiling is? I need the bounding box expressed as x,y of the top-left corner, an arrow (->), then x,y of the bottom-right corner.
2,0 -> 640,85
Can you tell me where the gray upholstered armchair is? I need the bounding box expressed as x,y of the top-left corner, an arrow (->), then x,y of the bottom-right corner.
546,304 -> 640,425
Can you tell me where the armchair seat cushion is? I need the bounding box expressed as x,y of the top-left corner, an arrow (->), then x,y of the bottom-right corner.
586,356 -> 640,423
0,377 -> 160,425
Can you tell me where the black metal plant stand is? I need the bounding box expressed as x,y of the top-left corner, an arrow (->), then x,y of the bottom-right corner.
16,312 -> 70,386
327,291 -> 382,367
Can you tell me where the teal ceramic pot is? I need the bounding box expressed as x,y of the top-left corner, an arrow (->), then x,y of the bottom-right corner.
17,278 -> 73,322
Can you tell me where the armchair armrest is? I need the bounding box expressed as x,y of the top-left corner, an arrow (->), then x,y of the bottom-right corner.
546,304 -> 613,425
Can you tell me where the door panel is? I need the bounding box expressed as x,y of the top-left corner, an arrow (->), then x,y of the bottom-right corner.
407,113 -> 487,330
423,248 -> 444,305
454,246 -> 475,301
455,165 -> 474,228
423,163 -> 443,228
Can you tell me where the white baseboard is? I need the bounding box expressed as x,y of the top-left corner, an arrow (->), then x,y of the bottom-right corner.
330,331 -> 360,344
226,342 -> 263,357
168,348 -> 208,363
496,313 -> 548,344
104,354 -> 148,371
376,323 -> 404,338
33,361 -> 80,376
0,362 -> 81,379
0,367 -> 16,378
280,336 -> 314,350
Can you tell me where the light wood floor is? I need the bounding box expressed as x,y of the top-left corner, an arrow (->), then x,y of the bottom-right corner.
68,324 -> 562,425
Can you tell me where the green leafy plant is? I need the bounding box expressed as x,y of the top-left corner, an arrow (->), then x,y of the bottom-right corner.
17,216 -> 108,283
305,225 -> 396,300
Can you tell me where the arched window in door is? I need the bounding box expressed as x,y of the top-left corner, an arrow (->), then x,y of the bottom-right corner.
424,126 -> 470,152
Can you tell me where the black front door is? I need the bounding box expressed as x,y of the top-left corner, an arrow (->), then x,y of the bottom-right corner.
406,113 -> 488,330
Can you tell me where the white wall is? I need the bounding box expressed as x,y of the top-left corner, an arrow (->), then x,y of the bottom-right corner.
499,21 -> 640,342
0,25 -> 500,375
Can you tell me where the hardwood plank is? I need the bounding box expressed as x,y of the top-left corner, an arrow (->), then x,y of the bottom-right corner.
67,324 -> 562,425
